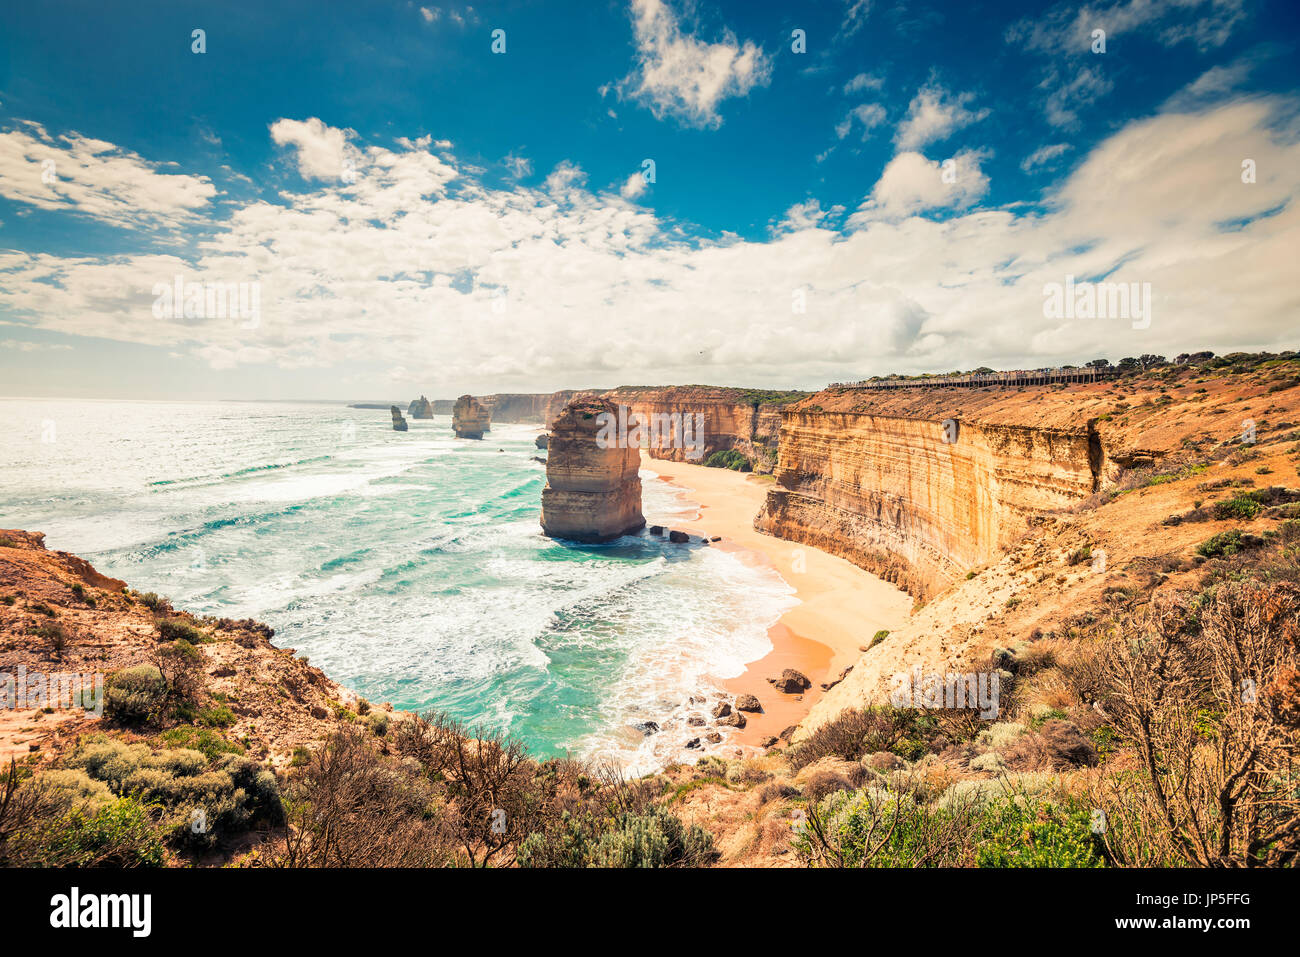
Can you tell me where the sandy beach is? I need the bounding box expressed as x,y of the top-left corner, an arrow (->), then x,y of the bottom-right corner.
646,461 -> 913,748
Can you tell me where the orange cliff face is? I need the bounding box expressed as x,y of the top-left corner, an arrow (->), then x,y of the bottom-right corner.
544,387 -> 802,472
756,407 -> 1101,598
540,397 -> 645,543
754,368 -> 1300,601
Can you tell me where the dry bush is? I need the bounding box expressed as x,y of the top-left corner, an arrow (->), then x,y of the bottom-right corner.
1000,719 -> 1097,771
271,726 -> 456,867
789,708 -> 919,770
1101,581 -> 1300,866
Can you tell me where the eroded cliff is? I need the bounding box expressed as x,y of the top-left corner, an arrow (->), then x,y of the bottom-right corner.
756,404 -> 1102,598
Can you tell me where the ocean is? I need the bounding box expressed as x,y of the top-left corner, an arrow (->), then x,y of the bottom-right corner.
0,398 -> 795,770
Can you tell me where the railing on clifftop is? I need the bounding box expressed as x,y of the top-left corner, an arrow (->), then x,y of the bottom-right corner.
828,368 -> 1118,390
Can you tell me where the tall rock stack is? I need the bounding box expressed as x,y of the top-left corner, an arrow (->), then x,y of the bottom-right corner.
390,406 -> 409,431
408,395 -> 435,419
451,395 -> 491,439
541,397 -> 645,543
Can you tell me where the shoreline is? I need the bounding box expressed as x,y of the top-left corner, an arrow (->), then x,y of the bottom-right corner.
645,460 -> 913,748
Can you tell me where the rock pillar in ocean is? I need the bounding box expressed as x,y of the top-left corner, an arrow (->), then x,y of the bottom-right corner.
391,406 -> 409,431
408,395 -> 435,419
540,397 -> 645,542
452,395 -> 491,439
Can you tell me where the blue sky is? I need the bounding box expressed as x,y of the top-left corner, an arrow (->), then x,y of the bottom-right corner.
1,0 -> 1298,399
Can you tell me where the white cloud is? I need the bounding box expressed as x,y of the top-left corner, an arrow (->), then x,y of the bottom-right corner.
420,7 -> 438,23
544,161 -> 587,193
1,100 -> 1297,392
0,339 -> 71,352
843,72 -> 884,95
620,171 -> 648,201
852,150 -> 991,222
837,103 -> 887,140
1021,142 -> 1072,171
1042,65 -> 1113,128
616,0 -> 772,129
270,117 -> 360,181
837,0 -> 873,41
1164,58 -> 1256,109
0,122 -> 216,228
502,153 -> 532,178
894,81 -> 988,151
1007,0 -> 1247,54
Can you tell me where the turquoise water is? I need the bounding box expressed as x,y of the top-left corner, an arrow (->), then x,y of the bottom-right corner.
0,398 -> 794,769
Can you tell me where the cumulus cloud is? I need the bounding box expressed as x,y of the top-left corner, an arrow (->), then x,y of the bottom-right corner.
1,98 -> 1297,392
614,0 -> 772,129
894,81 -> 988,151
0,122 -> 216,228
620,171 -> 648,201
852,150 -> 991,222
270,117 -> 360,181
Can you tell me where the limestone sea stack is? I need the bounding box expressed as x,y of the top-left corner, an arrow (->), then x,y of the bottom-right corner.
452,395 -> 491,439
408,395 -> 435,419
390,406 -> 409,431
540,397 -> 645,543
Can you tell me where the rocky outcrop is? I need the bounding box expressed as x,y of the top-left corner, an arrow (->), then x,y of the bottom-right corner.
452,395 -> 491,439
408,396 -> 435,419
535,434 -> 549,450
390,406 -> 409,432
540,397 -> 645,543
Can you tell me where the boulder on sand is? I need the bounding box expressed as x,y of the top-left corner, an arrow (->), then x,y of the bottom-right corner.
767,669 -> 811,694
735,693 -> 763,713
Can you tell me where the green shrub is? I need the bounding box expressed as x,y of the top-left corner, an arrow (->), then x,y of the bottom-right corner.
973,794 -> 1104,868
137,592 -> 166,612
37,769 -> 116,813
12,797 -> 166,867
157,725 -> 245,760
1196,529 -> 1265,558
796,786 -> 1104,868
156,618 -> 208,643
591,808 -> 717,868
703,449 -> 752,472
1213,496 -> 1262,521
195,704 -> 236,728
870,629 -> 890,649
65,736 -> 281,848
104,665 -> 169,724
